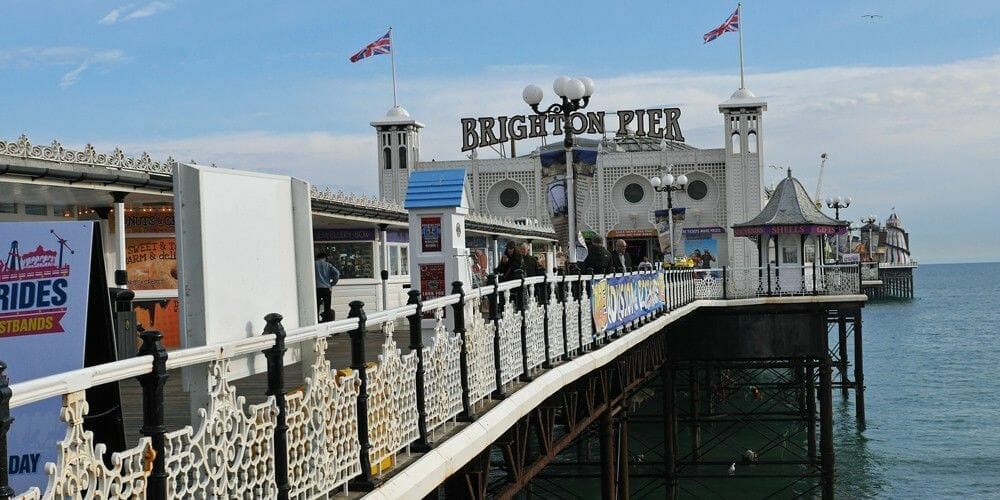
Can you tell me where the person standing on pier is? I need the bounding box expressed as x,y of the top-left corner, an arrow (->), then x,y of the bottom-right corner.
315,251 -> 341,322
612,239 -> 633,273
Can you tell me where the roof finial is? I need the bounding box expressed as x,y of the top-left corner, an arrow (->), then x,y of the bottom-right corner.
787,167 -> 792,178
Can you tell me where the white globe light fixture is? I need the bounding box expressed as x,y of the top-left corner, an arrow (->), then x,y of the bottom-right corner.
676,174 -> 689,187
579,76 -> 595,97
522,84 -> 543,106
553,76 -> 571,97
663,173 -> 675,187
564,78 -> 586,100
650,176 -> 662,188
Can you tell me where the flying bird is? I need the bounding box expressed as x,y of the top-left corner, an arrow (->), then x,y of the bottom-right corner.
861,14 -> 883,19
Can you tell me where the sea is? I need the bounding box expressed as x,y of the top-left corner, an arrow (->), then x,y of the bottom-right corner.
836,262 -> 1000,498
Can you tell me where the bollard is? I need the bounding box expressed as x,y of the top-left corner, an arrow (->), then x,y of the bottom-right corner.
136,330 -> 169,500
262,314 -> 290,500
347,301 -> 377,490
406,291 -> 431,451
450,282 -> 475,422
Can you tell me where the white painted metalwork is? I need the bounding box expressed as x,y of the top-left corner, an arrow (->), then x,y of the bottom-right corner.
366,322 -> 418,476
523,286 -> 547,372
0,134 -> 175,174
545,284 -> 565,360
579,285 -> 595,350
819,264 -> 860,295
14,392 -> 152,500
286,336 -> 361,498
497,298 -> 525,385
163,358 -> 278,498
725,266 -> 767,298
564,295 -> 581,355
423,309 -> 463,435
694,272 -> 725,299
464,296 -> 498,405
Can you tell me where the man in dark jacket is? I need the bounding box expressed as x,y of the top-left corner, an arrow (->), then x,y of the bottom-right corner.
583,236 -> 612,274
611,239 -> 633,273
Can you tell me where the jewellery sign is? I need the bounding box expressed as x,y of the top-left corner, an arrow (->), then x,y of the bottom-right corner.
0,221 -> 93,493
590,271 -> 665,333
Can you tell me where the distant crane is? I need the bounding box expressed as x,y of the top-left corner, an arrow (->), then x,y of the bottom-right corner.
814,153 -> 829,209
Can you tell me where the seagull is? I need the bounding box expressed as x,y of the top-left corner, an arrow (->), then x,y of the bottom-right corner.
728,463 -> 736,476
861,14 -> 883,19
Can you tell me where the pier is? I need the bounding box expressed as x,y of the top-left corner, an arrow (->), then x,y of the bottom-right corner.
1,268 -> 866,499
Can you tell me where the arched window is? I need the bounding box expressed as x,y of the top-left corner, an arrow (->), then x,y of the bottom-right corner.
398,147 -> 407,169
731,132 -> 741,154
747,131 -> 758,154
383,147 -> 392,169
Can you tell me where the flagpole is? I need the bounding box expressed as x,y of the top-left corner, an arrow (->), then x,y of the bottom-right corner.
737,3 -> 745,90
389,27 -> 398,107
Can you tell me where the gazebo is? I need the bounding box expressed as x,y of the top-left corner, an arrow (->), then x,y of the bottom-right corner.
732,169 -> 847,293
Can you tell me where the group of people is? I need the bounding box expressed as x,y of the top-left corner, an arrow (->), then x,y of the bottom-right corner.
689,249 -> 716,269
583,237 -> 637,274
496,241 -> 542,282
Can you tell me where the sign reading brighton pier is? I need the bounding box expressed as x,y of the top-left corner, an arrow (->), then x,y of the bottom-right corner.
461,108 -> 685,152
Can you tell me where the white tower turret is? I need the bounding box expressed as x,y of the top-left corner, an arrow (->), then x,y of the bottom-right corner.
719,88 -> 767,268
372,105 -> 424,204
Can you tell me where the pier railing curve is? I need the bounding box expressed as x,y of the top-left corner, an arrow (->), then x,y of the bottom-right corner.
0,266 -> 863,499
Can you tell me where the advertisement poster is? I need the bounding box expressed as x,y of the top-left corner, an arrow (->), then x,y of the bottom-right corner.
655,208 -> 686,256
683,230 -> 719,270
421,216 -> 442,252
590,272 -> 666,332
0,221 -> 92,493
419,263 -> 446,318
125,237 -> 178,290
540,148 -> 598,265
117,210 -> 175,234
134,299 -> 181,348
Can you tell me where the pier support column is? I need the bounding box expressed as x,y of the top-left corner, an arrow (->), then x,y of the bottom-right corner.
662,363 -> 676,500
819,356 -> 835,500
600,410 -> 616,500
838,312 -> 849,397
806,360 -> 817,465
689,367 -> 701,463
853,311 -> 866,426
619,408 -> 630,500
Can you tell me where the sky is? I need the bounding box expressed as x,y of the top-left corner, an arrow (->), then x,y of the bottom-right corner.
1,1 -> 998,264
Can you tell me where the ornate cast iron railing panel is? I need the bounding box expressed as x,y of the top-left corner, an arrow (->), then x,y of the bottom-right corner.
497,299 -> 525,386
365,321 -> 420,477
286,336 -> 361,499
523,288 -> 547,372
465,297 -> 497,407
545,285 -> 565,361
423,310 -> 463,436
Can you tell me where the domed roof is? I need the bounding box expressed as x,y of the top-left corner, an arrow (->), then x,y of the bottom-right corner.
733,168 -> 846,232
729,87 -> 757,99
385,105 -> 410,118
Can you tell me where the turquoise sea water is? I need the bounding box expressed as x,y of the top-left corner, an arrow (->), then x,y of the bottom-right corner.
836,263 -> 1000,498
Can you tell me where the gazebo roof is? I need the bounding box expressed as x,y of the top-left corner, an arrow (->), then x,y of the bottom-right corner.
733,169 -> 847,237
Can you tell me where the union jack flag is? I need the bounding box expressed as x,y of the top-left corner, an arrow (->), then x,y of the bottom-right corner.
350,30 -> 392,63
703,8 -> 739,44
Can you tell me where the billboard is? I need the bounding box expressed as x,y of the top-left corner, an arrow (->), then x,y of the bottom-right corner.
590,272 -> 665,333
0,221 -> 93,492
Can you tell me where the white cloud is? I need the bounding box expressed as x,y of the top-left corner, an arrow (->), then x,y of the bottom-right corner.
99,2 -> 171,25
0,47 -> 127,88
58,50 -> 126,88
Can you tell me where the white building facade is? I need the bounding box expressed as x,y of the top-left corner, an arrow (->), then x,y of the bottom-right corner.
376,88 -> 768,268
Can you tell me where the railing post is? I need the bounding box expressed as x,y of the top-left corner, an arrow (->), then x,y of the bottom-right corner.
722,266 -> 728,300
406,291 -> 431,451
348,301 -> 377,490
114,289 -> 139,358
542,273 -> 552,369
813,257 -> 819,295
136,330 -> 169,500
450,282 -> 475,422
575,271 -> 585,350
0,361 -> 14,500
767,262 -> 773,295
857,262 -> 863,294
516,270 -> 532,382
262,313 -> 290,500
487,274 -> 506,399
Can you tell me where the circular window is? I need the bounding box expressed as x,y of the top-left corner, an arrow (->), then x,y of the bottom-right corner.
500,188 -> 520,208
623,183 -> 645,204
687,180 -> 708,200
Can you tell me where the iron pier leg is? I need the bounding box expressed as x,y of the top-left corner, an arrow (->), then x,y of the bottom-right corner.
807,359 -> 817,465
662,363 -> 676,500
600,409 -> 616,500
620,407 -> 631,500
689,367 -> 701,463
838,312 -> 850,397
853,311 -> 866,427
820,356 -> 835,499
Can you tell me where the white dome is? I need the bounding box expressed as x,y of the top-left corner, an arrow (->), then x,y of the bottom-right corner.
385,105 -> 411,118
729,87 -> 757,99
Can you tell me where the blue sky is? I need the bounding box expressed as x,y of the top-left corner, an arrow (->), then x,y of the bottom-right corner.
2,1 -> 998,263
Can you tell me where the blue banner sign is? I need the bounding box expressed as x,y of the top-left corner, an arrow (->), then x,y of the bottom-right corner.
591,272 -> 665,332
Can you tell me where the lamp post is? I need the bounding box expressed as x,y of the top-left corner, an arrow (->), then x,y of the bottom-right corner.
860,215 -> 877,262
523,76 -> 595,271
650,172 -> 688,263
825,196 -> 851,261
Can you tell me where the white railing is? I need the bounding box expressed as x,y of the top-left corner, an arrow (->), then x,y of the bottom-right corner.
1,265 -> 862,499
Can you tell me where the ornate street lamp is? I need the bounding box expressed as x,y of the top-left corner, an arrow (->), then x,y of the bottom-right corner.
650,172 -> 688,263
826,196 -> 851,261
860,214 -> 878,261
523,76 -> 595,270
